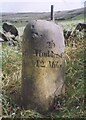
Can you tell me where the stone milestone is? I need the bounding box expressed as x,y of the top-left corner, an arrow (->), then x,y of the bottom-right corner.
22,20 -> 65,113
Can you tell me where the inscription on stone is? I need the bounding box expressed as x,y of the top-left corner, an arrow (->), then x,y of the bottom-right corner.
33,40 -> 63,68
22,20 -> 65,113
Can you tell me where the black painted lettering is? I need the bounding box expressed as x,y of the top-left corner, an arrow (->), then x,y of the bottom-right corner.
47,40 -> 55,48
36,60 -> 45,67
35,50 -> 41,57
49,61 -> 59,68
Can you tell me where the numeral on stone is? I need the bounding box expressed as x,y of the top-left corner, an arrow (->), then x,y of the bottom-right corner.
36,60 -> 45,67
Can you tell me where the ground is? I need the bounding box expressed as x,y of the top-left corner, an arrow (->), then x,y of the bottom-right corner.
0,15 -> 86,119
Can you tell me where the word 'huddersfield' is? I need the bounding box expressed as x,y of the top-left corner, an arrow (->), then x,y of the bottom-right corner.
34,49 -> 63,58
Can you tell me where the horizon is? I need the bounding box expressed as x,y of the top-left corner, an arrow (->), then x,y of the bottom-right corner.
0,0 -> 85,13
0,7 -> 84,14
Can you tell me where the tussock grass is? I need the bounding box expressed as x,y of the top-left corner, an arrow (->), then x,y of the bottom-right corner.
1,26 -> 85,119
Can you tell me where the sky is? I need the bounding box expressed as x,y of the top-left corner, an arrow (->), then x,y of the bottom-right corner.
0,0 -> 85,13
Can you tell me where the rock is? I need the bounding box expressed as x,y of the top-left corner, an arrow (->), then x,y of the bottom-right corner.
22,20 -> 65,113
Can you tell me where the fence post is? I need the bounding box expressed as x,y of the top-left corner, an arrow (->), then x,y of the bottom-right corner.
51,5 -> 54,21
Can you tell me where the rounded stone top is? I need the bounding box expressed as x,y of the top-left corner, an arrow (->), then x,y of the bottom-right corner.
24,20 -> 65,55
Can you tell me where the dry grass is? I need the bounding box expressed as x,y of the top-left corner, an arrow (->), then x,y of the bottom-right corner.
1,22 -> 85,119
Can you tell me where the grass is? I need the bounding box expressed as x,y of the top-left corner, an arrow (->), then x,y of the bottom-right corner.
72,14 -> 84,20
57,19 -> 84,30
63,43 -> 85,118
1,19 -> 85,119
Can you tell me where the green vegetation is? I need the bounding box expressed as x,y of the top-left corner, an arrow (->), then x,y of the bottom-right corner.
72,14 -> 84,20
1,19 -> 85,119
57,19 -> 84,30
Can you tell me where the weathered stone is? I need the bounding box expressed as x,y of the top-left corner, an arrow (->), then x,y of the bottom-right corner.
22,20 -> 65,113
